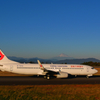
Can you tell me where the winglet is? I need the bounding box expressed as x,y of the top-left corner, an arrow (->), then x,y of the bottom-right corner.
37,60 -> 44,70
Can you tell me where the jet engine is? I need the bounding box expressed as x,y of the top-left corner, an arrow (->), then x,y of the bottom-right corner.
56,72 -> 68,78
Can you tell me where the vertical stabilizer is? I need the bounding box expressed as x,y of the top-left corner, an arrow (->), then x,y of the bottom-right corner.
0,50 -> 17,64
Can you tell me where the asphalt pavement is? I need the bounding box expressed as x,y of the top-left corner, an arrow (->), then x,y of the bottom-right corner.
0,75 -> 100,85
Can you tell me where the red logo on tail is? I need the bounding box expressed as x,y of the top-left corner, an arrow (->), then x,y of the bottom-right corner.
0,51 -> 4,60
40,65 -> 42,67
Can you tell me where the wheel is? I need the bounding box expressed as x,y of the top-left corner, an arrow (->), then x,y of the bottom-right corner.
47,75 -> 50,80
44,75 -> 46,79
47,76 -> 50,79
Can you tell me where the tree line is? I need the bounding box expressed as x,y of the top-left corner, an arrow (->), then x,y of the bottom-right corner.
82,61 -> 100,66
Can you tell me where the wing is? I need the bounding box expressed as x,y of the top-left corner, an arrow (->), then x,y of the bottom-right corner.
37,60 -> 68,78
37,60 -> 69,79
37,60 -> 59,73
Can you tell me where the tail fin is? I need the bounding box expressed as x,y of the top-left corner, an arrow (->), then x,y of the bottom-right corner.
0,50 -> 17,64
37,60 -> 45,70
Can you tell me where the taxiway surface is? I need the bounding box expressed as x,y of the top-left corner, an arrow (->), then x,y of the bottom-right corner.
0,76 -> 100,85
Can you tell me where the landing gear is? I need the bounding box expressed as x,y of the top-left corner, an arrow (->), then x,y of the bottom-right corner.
44,75 -> 46,79
47,74 -> 50,80
86,75 -> 89,78
44,74 -> 50,79
47,76 -> 50,79
75,75 -> 77,77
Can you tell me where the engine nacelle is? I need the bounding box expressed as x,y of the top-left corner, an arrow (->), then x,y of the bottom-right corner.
56,72 -> 68,78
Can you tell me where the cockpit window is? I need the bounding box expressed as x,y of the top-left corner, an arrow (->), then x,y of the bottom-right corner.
91,67 -> 94,69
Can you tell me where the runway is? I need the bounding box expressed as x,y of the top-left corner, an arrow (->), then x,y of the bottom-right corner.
0,75 -> 100,85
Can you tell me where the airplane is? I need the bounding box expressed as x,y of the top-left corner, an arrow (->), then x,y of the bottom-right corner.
0,50 -> 98,79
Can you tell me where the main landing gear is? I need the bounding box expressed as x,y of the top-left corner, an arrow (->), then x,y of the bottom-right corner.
44,74 -> 50,80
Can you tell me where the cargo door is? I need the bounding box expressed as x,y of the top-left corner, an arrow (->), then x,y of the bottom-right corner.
10,65 -> 13,71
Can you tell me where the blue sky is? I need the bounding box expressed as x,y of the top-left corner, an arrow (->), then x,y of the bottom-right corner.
0,0 -> 100,59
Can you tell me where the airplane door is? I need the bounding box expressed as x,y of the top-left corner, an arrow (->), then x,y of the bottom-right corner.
87,67 -> 89,72
10,66 -> 13,71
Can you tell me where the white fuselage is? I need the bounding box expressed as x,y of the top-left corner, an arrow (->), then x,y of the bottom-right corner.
0,50 -> 98,79
0,63 -> 98,76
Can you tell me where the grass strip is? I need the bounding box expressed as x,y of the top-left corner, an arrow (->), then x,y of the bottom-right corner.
0,84 -> 100,100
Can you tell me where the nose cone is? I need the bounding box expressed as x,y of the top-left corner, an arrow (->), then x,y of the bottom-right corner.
95,69 -> 98,73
